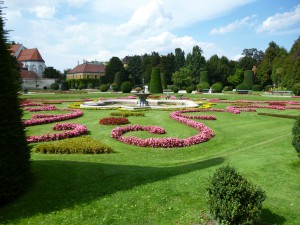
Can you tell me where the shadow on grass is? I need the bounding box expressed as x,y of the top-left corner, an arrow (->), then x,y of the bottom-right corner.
261,208 -> 286,225
0,157 -> 224,223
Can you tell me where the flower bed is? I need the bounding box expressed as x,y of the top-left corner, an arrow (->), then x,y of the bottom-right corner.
111,109 -> 215,148
24,109 -> 83,126
27,122 -> 88,143
99,117 -> 129,125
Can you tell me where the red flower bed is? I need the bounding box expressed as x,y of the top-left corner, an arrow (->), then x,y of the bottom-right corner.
27,122 -> 88,143
99,117 -> 129,125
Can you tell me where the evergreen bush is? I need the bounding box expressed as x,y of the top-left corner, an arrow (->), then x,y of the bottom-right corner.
149,67 -> 163,93
292,83 -> 300,96
223,86 -> 233,91
243,70 -> 254,88
211,82 -> 223,93
264,85 -> 273,91
292,115 -> 300,157
0,8 -> 31,205
236,83 -> 250,90
200,70 -> 209,83
252,84 -> 262,91
60,81 -> 69,91
186,86 -> 193,93
100,84 -> 109,92
121,81 -> 133,93
172,86 -> 179,93
196,82 -> 210,91
111,83 -> 118,92
50,83 -> 59,90
207,165 -> 266,225
114,72 -> 123,90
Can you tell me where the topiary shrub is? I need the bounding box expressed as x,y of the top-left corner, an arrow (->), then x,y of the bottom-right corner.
207,165 -> 266,225
60,81 -> 69,91
34,136 -> 113,154
121,81 -> 133,93
200,70 -> 209,83
149,67 -> 163,93
111,82 -> 118,92
236,83 -> 250,90
186,86 -> 193,93
252,84 -> 262,91
292,83 -> 300,96
50,83 -> 59,90
197,82 -> 210,92
264,85 -> 273,91
243,70 -> 254,88
292,115 -> 300,157
172,86 -> 179,93
211,82 -> 223,93
223,86 -> 233,91
100,84 -> 109,92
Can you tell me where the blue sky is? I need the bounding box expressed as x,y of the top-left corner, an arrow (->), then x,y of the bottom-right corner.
5,0 -> 300,72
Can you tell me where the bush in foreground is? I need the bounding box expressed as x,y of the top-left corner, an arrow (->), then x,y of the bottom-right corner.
292,115 -> 300,157
121,81 -> 133,93
207,165 -> 266,225
34,136 -> 113,154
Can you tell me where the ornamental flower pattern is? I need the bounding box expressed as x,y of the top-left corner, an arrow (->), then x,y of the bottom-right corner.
27,123 -> 88,143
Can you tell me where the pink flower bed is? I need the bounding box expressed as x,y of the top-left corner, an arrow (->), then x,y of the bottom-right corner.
27,122 -> 88,143
111,109 -> 215,148
24,105 -> 58,112
24,109 -> 83,126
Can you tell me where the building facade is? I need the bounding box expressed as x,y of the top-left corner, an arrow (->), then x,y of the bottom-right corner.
67,62 -> 106,80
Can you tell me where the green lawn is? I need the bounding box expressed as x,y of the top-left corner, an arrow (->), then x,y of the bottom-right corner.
0,92 -> 299,224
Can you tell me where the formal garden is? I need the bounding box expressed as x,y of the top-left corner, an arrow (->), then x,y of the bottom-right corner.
0,91 -> 299,225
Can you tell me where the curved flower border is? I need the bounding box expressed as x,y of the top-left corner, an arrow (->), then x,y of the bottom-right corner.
111,109 -> 215,148
27,123 -> 88,143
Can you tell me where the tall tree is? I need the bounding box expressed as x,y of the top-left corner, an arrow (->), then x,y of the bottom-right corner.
172,67 -> 192,89
174,48 -> 185,71
206,55 -> 232,85
256,42 -> 282,86
43,66 -> 63,83
0,3 -> 31,205
127,55 -> 142,85
238,48 -> 264,71
105,57 -> 124,83
282,37 -> 300,88
160,53 -> 175,87
185,45 -> 206,84
141,54 -> 152,85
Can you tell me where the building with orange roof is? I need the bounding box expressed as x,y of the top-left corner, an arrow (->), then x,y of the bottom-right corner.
9,44 -> 46,77
67,61 -> 105,80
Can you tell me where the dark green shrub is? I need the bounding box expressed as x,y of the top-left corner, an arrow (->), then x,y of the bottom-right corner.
61,81 -> 69,91
264,85 -> 273,91
0,11 -> 31,204
111,83 -> 118,92
186,86 -> 193,93
242,70 -> 254,88
197,82 -> 210,91
292,115 -> 300,157
43,86 -> 47,90
236,83 -> 250,90
78,83 -> 85,90
110,111 -> 145,117
252,84 -> 262,91
211,82 -> 223,93
207,165 -> 266,225
149,67 -> 163,93
161,73 -> 167,89
200,70 -> 209,83
223,86 -> 233,91
87,83 -> 94,89
114,72 -> 123,90
172,86 -> 179,93
34,136 -> 113,154
100,84 -> 109,92
121,81 -> 133,93
50,83 -> 59,90
292,83 -> 300,96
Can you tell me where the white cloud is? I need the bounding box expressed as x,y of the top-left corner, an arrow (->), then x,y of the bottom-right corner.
30,6 -> 56,19
210,15 -> 256,34
257,4 -> 300,33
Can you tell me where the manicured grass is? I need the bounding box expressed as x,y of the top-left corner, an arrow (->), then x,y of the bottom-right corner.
0,92 -> 299,224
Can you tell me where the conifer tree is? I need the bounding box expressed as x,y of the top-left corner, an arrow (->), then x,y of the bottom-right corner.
0,3 -> 31,205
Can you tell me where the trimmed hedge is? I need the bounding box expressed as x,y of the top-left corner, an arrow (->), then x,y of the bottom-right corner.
292,83 -> 300,96
252,84 -> 262,91
100,84 -> 109,92
223,86 -> 233,91
99,117 -> 129,125
243,70 -> 254,87
236,83 -> 250,90
110,111 -> 145,117
61,81 -> 69,91
211,82 -> 223,93
197,82 -> 210,91
186,86 -> 193,93
34,136 -> 113,154
121,81 -> 133,93
258,113 -> 298,119
149,67 -> 163,93
292,115 -> 300,157
50,83 -> 59,90
200,70 -> 209,83
207,165 -> 266,225
172,86 -> 179,93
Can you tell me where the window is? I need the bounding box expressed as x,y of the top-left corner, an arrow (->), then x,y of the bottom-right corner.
95,75 -> 97,79
87,75 -> 90,79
